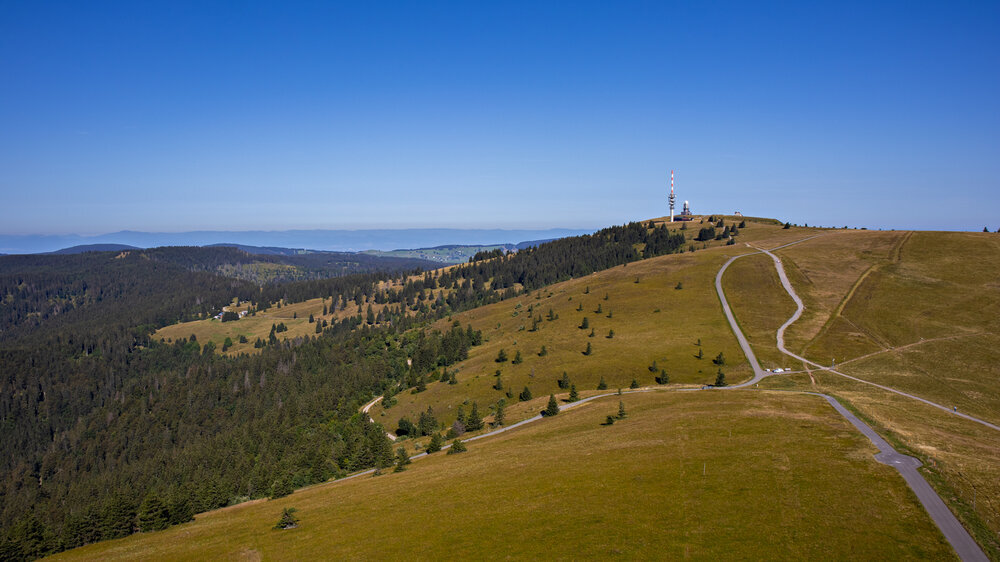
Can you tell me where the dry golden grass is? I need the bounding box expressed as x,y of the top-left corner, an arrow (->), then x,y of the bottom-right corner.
51,391 -> 954,561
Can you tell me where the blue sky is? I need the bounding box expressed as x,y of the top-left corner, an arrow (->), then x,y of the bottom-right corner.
1,1 -> 997,234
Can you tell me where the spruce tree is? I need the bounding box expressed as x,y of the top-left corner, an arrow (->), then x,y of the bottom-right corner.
568,384 -> 579,402
544,394 -> 560,416
558,372 -> 570,389
394,447 -> 410,472
496,349 -> 508,362
604,415 -> 616,426
607,329 -> 614,339
519,386 -> 533,402
583,342 -> 592,355
617,401 -> 627,419
715,370 -> 727,387
466,402 -> 484,431
538,345 -> 548,356
512,350 -> 523,364
580,317 -> 589,329
137,493 -> 169,532
597,376 -> 607,390
630,378 -> 640,389
426,433 -> 443,453
494,399 -> 506,427
274,508 -> 299,530
447,440 -> 467,454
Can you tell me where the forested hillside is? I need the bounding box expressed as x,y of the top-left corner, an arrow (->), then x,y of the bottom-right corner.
0,219 -> 726,560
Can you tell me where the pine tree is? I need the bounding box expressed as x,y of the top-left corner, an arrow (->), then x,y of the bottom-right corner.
494,398 -> 506,427
558,372 -> 570,389
604,415 -> 616,426
274,508 -> 299,530
426,433 -> 443,453
496,349 -> 508,362
607,329 -> 615,339
394,447 -> 411,472
617,401 -> 627,419
597,376 -> 607,390
417,407 -> 438,435
519,386 -> 533,401
713,352 -> 726,365
466,402 -> 484,431
544,394 -> 560,416
630,378 -> 640,389
270,475 -> 294,499
715,370 -> 727,387
568,384 -> 579,402
583,342 -> 592,355
137,493 -> 169,532
538,345 -> 548,356
512,350 -> 523,364
447,440 -> 467,454
579,317 -> 589,329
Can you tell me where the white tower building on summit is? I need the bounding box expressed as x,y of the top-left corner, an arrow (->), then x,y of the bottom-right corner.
668,170 -> 676,222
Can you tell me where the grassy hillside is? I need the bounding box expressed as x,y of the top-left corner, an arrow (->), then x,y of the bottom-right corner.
51,391 -> 954,561
371,219 -> 812,430
721,229 -> 1000,554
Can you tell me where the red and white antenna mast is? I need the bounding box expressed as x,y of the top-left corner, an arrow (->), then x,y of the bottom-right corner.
668,169 -> 676,222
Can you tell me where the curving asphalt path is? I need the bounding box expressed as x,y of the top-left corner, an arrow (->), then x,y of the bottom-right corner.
718,240 -> 987,561
753,245 -> 1000,432
336,239 -> 989,561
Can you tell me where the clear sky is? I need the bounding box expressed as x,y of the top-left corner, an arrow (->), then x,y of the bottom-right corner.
1,1 -> 997,235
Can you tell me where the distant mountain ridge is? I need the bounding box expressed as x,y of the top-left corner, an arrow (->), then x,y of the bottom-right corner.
0,228 -> 595,255
48,243 -> 140,254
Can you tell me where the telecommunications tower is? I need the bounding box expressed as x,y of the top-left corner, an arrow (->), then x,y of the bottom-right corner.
668,170 -> 676,222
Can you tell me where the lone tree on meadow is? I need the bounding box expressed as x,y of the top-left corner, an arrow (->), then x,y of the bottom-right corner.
519,386 -> 533,401
558,372 -> 570,389
568,384 -> 580,402
715,370 -> 727,387
495,349 -> 508,363
630,378 -> 640,389
512,350 -> 523,364
597,376 -> 607,390
394,447 -> 411,472
617,401 -> 627,419
713,352 -> 726,366
426,433 -> 443,453
494,399 -> 506,427
544,394 -> 560,416
538,345 -> 548,356
274,508 -> 299,530
465,402 -> 484,431
580,317 -> 589,329
447,440 -> 468,454
583,342 -> 592,355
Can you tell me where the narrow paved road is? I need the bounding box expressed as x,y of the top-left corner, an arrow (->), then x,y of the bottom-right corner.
336,239 -> 990,560
753,245 -> 1000,432
717,240 -> 988,561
